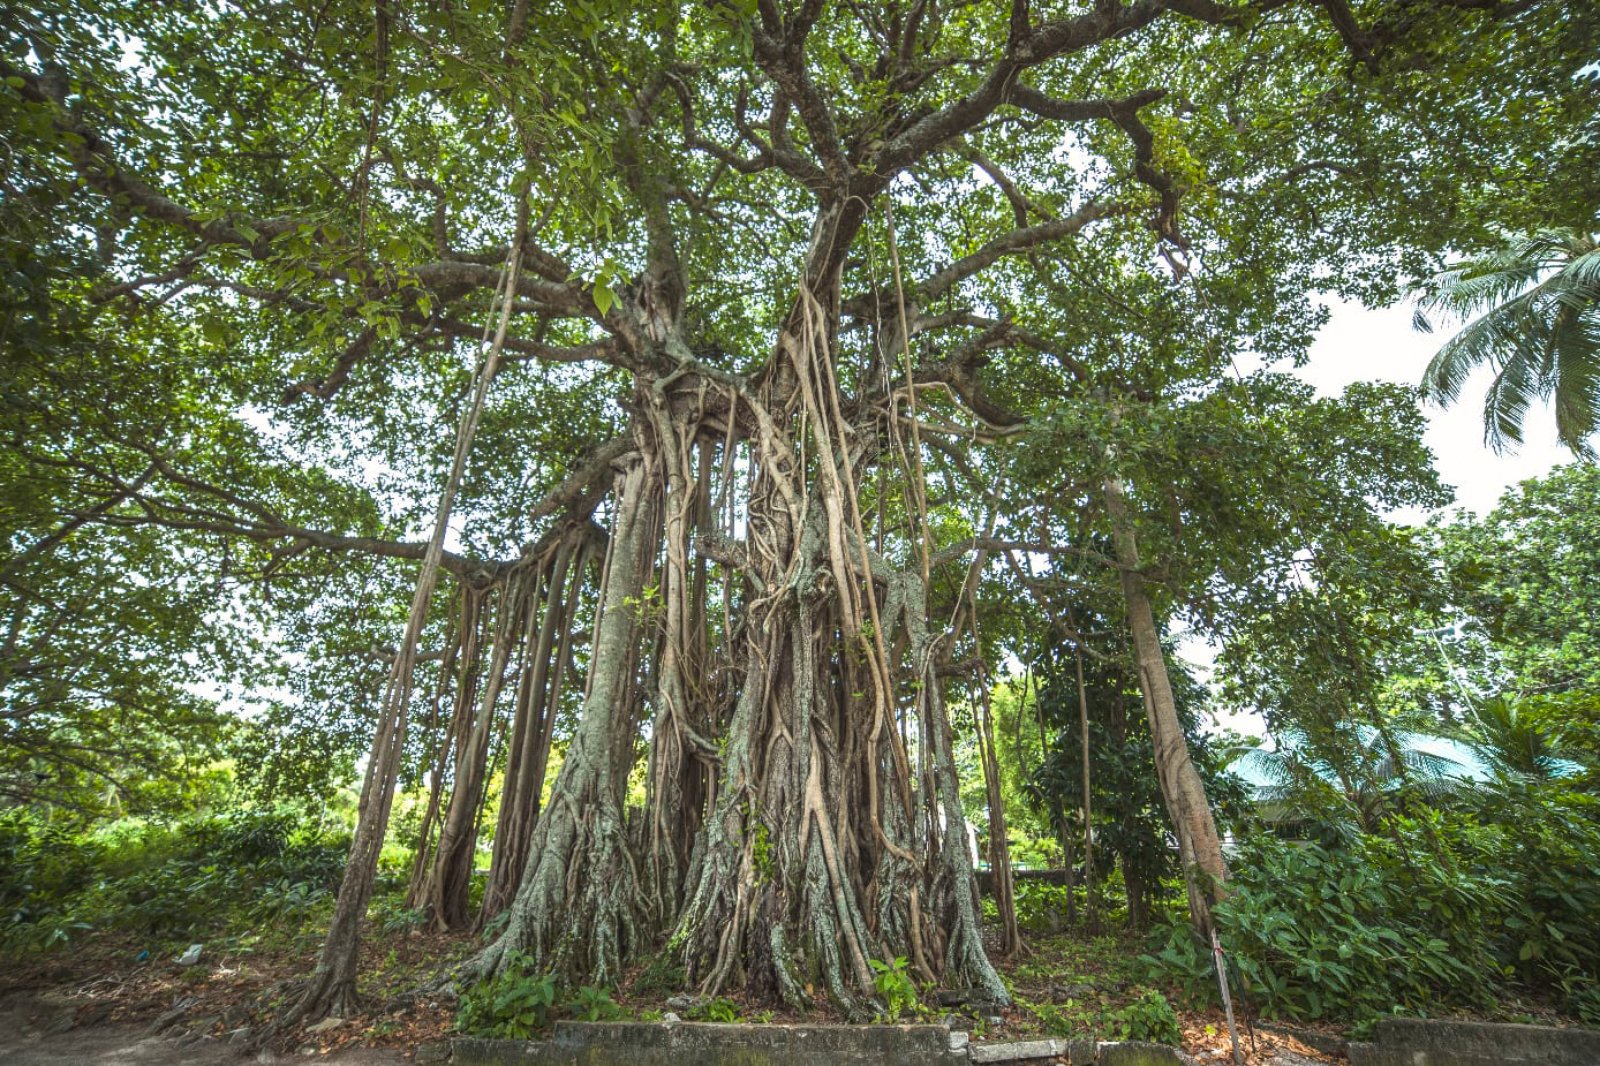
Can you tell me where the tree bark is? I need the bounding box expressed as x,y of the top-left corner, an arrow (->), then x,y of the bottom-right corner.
1103,472 -> 1228,935
421,580 -> 522,930
479,540 -> 579,924
467,446 -> 654,987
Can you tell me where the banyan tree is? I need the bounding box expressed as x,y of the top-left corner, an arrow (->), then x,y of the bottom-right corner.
7,0 -> 1592,1028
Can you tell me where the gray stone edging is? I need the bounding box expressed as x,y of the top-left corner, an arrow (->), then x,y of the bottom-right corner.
451,1022 -> 1199,1065
1256,1021 -> 1348,1057
1348,1016 -> 1600,1066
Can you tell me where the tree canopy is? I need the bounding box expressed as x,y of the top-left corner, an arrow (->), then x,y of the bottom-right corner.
3,0 -> 1598,1028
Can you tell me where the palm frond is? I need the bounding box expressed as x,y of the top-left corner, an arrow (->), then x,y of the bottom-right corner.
1415,230 -> 1600,454
1552,307 -> 1600,456
1556,241 -> 1600,287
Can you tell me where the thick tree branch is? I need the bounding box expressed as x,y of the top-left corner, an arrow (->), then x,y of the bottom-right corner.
921,200 -> 1119,301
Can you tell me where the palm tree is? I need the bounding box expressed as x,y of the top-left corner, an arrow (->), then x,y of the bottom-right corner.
1461,695 -> 1578,783
1232,723 -> 1467,841
1413,230 -> 1600,457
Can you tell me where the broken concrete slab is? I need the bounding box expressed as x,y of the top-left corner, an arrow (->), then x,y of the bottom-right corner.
969,1035 -> 1097,1062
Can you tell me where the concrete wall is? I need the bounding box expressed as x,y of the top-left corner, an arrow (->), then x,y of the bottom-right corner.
453,1024 -> 1200,1066
1348,1017 -> 1600,1066
453,1021 -> 965,1066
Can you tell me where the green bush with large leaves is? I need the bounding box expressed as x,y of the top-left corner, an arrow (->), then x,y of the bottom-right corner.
1147,785 -> 1600,1024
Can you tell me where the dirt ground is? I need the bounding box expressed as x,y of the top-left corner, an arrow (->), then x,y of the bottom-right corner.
0,991 -> 424,1065
0,1026 -> 415,1066
0,927 -> 1341,1065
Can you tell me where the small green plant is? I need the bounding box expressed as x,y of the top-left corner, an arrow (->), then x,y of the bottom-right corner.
634,952 -> 686,995
623,584 -> 663,623
455,951 -> 558,1038
750,820 -> 774,883
869,956 -> 919,1021
376,900 -> 428,935
570,985 -> 626,1022
687,997 -> 740,1023
479,908 -> 512,943
1105,987 -> 1182,1046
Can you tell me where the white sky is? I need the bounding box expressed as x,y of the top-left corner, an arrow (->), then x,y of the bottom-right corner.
1189,295 -> 1571,736
1297,297 -> 1571,519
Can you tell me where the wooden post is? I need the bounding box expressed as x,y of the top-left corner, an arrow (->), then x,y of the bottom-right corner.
1211,927 -> 1243,1065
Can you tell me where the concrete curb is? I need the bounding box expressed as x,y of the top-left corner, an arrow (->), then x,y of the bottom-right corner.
1347,1017 -> 1600,1066
1256,1022 -> 1348,1058
452,1023 -> 1198,1065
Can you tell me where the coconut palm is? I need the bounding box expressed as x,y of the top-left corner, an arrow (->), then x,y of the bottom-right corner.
1413,230 -> 1600,457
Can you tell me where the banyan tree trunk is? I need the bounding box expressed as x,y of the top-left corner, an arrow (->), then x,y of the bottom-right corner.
464,258 -> 1005,1012
664,307 -> 1006,1013
470,446 -> 656,987
640,394 -> 715,923
479,537 -> 586,925
1103,473 -> 1229,935
420,581 -> 522,930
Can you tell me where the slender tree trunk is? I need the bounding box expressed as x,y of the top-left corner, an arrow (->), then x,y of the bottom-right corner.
422,582 -> 521,930
975,676 -> 1021,956
1103,473 -> 1228,935
408,591 -> 487,908
467,446 -> 654,987
480,540 -> 578,924
277,226 -> 527,1029
1035,686 -> 1074,923
1073,636 -> 1099,931
406,598 -> 471,909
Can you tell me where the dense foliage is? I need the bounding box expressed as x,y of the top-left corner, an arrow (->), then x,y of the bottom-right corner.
1148,786 -> 1600,1024
2,0 -> 1597,1040
0,807 -> 352,954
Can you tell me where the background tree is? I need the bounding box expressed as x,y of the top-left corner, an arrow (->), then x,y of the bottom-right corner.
1416,231 -> 1600,456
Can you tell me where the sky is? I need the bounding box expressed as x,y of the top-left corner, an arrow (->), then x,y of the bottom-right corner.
1188,295 -> 1573,736
1296,298 -> 1572,519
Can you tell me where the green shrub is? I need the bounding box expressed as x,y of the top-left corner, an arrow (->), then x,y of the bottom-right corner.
455,952 -> 558,1038
1105,987 -> 1182,1045
1146,831 -> 1496,1021
0,806 -> 350,953
1145,790 -> 1600,1023
686,997 -> 740,1023
869,956 -> 919,1020
569,985 -> 625,1022
1013,880 -> 1073,933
